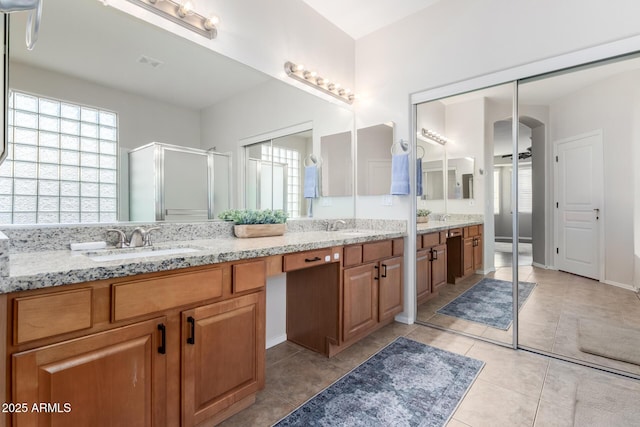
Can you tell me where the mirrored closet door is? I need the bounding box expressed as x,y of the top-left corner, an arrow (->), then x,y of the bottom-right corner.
516,53 -> 640,376
414,82 -> 516,348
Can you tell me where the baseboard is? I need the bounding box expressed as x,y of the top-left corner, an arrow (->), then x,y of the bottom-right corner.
494,237 -> 533,243
476,268 -> 495,275
266,334 -> 287,349
532,262 -> 554,270
602,279 -> 636,291
394,314 -> 413,325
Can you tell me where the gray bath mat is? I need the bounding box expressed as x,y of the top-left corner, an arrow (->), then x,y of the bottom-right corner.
577,318 -> 640,366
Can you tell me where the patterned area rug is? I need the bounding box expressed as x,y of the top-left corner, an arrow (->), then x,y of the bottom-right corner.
436,278 -> 536,330
273,337 -> 484,427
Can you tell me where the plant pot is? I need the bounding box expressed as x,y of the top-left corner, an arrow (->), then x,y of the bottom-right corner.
234,223 -> 286,238
417,217 -> 429,223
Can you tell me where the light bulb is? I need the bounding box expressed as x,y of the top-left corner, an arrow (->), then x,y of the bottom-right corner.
177,0 -> 195,18
204,14 -> 220,30
295,63 -> 304,71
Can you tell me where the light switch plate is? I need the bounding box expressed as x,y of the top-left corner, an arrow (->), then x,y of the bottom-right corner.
325,255 -> 331,262
334,253 -> 340,260
382,195 -> 393,206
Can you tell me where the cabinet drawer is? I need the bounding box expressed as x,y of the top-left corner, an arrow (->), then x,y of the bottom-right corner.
447,228 -> 462,238
464,225 -> 480,238
344,245 -> 363,267
422,233 -> 440,248
112,268 -> 223,322
13,288 -> 93,345
233,260 -> 266,293
283,248 -> 333,272
362,240 -> 393,263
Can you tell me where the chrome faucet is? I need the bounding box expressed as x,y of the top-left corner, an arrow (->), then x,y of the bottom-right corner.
327,219 -> 347,231
441,214 -> 450,222
107,227 -> 160,248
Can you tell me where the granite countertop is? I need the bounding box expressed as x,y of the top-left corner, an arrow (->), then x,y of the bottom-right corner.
416,219 -> 484,234
3,229 -> 406,294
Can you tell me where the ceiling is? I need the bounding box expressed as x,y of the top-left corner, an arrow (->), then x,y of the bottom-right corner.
301,0 -> 443,39
10,0 -> 271,110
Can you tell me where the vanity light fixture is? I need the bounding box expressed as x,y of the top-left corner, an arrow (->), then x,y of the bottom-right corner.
419,128 -> 450,145
285,61 -> 355,104
125,0 -> 218,39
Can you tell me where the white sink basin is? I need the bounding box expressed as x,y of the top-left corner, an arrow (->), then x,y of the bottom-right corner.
337,230 -> 370,236
85,247 -> 201,262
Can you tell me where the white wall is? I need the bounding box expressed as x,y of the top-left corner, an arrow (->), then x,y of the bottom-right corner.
549,71 -> 637,287
11,62 -> 202,221
108,0 -> 355,104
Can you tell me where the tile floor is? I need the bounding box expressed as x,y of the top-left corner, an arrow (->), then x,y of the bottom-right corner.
417,263 -> 640,375
219,321 -> 640,426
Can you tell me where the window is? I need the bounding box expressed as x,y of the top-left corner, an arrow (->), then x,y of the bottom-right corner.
261,145 -> 300,218
493,169 -> 500,214
518,165 -> 532,213
0,91 -> 118,224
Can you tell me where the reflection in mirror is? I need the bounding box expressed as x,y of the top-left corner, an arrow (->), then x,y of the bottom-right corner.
1,0 -> 354,224
356,122 -> 394,196
417,139 -> 445,202
517,53 -> 640,376
244,130 -> 311,218
414,82 -> 514,348
320,131 -> 352,197
447,157 -> 474,200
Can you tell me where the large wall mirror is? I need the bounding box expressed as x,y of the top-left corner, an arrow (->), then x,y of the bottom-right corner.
0,0 -> 355,224
415,52 -> 640,376
356,122 -> 394,196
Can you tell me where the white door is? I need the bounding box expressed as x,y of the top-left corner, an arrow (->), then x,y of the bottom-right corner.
554,131 -> 603,280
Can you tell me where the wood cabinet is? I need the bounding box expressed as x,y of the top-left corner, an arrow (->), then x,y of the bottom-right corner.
343,263 -> 379,341
447,225 -> 483,283
416,232 -> 447,304
343,245 -> 403,342
286,239 -> 404,357
182,292 -> 265,426
12,317 -> 167,427
6,261 -> 267,427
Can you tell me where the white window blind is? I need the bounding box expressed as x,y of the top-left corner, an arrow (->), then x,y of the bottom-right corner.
0,91 -> 118,224
518,165 -> 532,213
493,169 -> 500,214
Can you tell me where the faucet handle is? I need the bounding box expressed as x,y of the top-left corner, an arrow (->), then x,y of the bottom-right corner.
143,227 -> 161,246
106,229 -> 128,248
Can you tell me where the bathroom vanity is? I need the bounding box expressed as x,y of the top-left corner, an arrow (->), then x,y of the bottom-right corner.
0,223 -> 405,426
416,220 -> 484,303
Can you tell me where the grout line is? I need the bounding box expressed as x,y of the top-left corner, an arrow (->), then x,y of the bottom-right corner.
531,360 -> 552,427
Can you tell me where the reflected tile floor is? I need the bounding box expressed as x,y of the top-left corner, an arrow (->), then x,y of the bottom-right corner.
219,322 -> 640,427
417,265 -> 640,375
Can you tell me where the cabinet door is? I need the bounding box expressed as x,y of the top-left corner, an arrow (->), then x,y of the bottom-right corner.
343,263 -> 378,341
463,237 -> 474,276
431,244 -> 448,291
12,317 -> 167,427
182,292 -> 265,426
379,256 -> 403,321
473,236 -> 483,271
416,249 -> 432,303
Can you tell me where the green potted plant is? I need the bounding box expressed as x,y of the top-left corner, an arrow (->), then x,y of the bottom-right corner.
417,209 -> 431,223
218,209 -> 288,238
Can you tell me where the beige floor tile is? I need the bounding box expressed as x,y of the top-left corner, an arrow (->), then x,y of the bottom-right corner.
466,341 -> 549,399
427,313 -> 489,336
453,378 -> 538,427
266,341 -> 303,367
447,418 -> 473,427
266,349 -> 345,406
218,390 -> 295,427
329,334 -> 386,371
480,325 -> 513,345
533,400 -> 574,427
406,326 -> 477,355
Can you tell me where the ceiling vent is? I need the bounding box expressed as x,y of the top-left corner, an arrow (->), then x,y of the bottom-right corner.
137,55 -> 164,69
